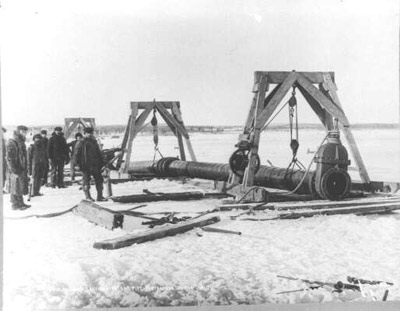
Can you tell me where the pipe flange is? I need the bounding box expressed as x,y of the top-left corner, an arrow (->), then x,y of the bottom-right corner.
318,167 -> 351,201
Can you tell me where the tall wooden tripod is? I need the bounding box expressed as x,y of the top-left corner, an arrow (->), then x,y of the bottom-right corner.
238,70 -> 370,188
117,101 -> 197,173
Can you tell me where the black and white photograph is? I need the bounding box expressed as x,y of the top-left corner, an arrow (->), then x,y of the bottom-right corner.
1,0 -> 400,310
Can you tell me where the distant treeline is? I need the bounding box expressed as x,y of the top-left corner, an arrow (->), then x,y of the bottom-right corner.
7,123 -> 400,138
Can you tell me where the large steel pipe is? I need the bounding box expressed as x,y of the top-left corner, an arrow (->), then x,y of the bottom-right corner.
128,158 -> 314,194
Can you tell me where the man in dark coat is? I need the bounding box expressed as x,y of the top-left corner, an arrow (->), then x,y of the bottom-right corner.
28,134 -> 47,197
6,125 -> 31,210
40,129 -> 50,186
48,127 -> 70,188
2,127 -> 7,191
74,127 -> 106,201
67,132 -> 83,181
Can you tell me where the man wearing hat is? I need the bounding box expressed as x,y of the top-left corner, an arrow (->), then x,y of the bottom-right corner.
2,127 -> 7,191
67,132 -> 83,181
6,125 -> 31,210
48,126 -> 70,188
74,127 -> 106,201
40,129 -> 50,186
28,134 -> 47,197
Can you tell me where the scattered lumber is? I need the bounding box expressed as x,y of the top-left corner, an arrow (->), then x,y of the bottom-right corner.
277,275 -> 360,293
73,200 -> 124,230
219,196 -> 400,212
202,226 -> 242,235
347,276 -> 394,286
241,202 -> 400,221
93,215 -> 220,250
111,191 -> 231,203
218,202 -> 272,211
275,196 -> 400,211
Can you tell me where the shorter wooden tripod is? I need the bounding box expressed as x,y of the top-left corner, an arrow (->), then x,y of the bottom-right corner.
117,101 -> 197,173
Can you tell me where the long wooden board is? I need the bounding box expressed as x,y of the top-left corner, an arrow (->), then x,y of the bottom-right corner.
219,196 -> 400,211
242,202 -> 400,221
93,215 -> 220,250
111,191 -> 231,203
276,202 -> 400,219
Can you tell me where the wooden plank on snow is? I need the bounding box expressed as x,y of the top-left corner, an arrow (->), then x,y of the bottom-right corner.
276,202 -> 400,219
73,200 -> 124,230
111,191 -> 231,203
93,215 -> 220,249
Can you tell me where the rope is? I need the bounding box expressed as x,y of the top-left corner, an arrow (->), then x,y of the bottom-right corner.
261,101 -> 289,131
5,205 -> 77,220
277,132 -> 330,196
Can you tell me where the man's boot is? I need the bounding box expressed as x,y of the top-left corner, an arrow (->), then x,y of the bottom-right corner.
83,186 -> 94,201
18,196 -> 31,209
11,195 -> 22,210
96,188 -> 107,202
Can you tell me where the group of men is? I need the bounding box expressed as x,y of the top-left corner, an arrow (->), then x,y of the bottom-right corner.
3,125 -> 107,210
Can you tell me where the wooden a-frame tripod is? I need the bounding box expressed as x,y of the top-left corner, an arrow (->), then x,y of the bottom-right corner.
237,70 -> 370,188
117,101 -> 197,173
64,117 -> 96,140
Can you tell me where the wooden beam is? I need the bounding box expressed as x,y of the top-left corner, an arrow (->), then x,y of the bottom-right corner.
243,72 -> 267,134
132,101 -> 179,109
184,138 -> 197,162
131,102 -> 156,110
156,103 -> 189,138
275,202 -> 400,219
124,103 -> 139,172
73,200 -> 123,230
256,71 -> 335,84
321,73 -> 370,183
318,84 -> 334,130
295,73 -> 349,126
297,83 -> 333,130
256,71 -> 298,129
171,102 -> 187,161
111,191 -> 206,203
275,197 -> 400,211
93,215 -> 221,249
243,74 -> 268,187
116,115 -> 132,169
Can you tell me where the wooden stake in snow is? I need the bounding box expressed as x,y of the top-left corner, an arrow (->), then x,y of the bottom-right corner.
93,215 -> 220,250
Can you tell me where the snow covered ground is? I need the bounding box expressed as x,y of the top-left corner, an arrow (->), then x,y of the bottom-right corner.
3,129 -> 400,310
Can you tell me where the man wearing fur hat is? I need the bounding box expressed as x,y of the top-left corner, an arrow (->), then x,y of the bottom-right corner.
73,127 -> 106,201
6,125 -> 31,210
28,134 -> 47,197
48,126 -> 70,188
40,129 -> 50,186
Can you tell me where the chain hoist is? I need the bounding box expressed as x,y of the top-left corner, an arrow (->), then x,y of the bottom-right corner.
151,108 -> 164,162
286,87 -> 306,174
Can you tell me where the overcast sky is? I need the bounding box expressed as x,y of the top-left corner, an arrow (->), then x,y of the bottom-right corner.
1,0 -> 399,126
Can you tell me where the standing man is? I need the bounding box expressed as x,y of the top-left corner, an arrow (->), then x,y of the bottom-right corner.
40,129 -> 49,186
6,125 -> 30,210
28,134 -> 47,197
74,127 -> 106,201
2,127 -> 7,191
48,127 -> 70,188
67,132 -> 83,181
